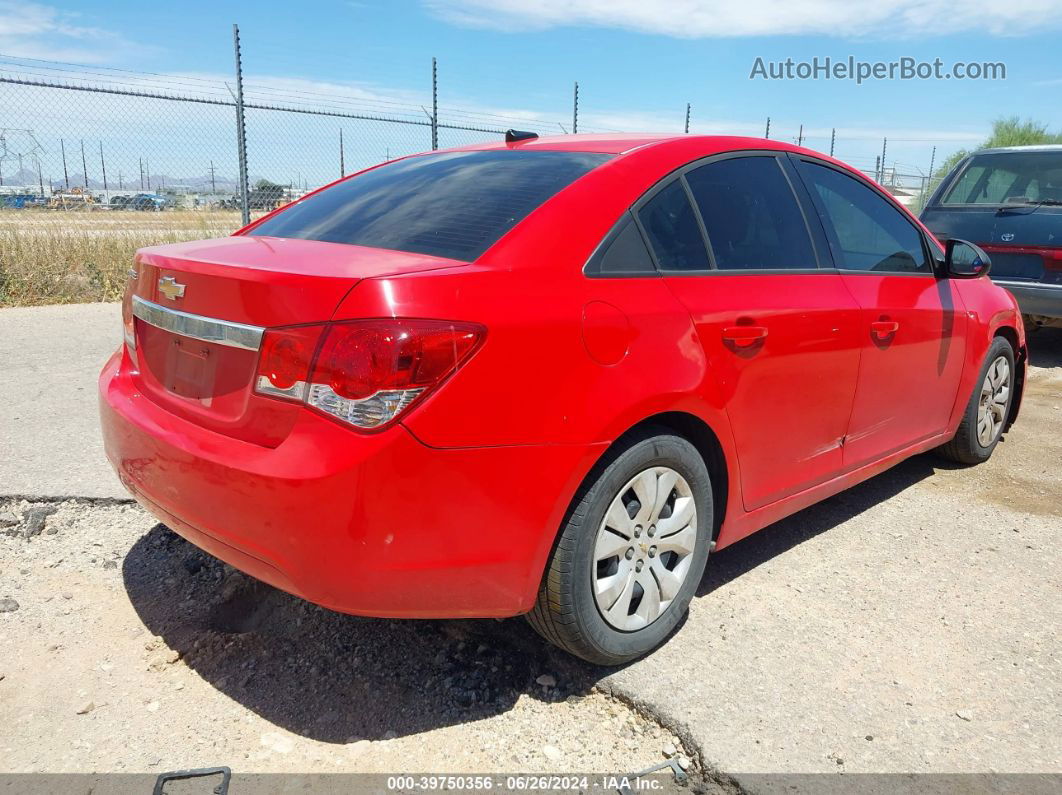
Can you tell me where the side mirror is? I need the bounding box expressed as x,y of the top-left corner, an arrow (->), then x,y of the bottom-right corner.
944,239 -> 991,279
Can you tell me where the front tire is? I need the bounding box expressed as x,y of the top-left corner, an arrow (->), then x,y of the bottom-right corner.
937,337 -> 1015,465
527,430 -> 712,665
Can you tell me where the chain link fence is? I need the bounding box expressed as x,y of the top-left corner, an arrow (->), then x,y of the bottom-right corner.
0,48 -> 960,305
0,76 -> 506,213
0,67 -> 954,215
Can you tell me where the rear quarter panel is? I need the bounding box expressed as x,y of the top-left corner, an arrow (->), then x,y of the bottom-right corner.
331,145 -> 747,451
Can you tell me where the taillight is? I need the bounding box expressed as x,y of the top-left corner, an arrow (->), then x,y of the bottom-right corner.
121,285 -> 137,364
255,324 -> 325,401
1044,249 -> 1062,272
253,319 -> 484,430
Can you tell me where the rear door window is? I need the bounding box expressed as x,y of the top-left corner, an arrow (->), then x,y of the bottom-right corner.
588,214 -> 657,276
685,156 -> 816,270
248,150 -> 611,261
636,180 -> 710,271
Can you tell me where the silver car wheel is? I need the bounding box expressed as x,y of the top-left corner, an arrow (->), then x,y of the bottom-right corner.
592,466 -> 697,631
976,355 -> 1011,447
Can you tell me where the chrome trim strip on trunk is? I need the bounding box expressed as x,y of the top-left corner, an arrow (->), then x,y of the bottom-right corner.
131,295 -> 265,351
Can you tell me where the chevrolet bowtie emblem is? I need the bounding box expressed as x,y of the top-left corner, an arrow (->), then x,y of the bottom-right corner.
158,276 -> 186,301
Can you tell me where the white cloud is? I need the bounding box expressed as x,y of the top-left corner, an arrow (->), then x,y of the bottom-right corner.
425,0 -> 1062,38
0,2 -> 145,62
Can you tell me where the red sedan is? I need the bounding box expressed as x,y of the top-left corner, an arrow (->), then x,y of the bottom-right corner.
100,133 -> 1026,664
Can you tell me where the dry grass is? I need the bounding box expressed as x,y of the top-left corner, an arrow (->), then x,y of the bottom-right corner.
0,210 -> 248,307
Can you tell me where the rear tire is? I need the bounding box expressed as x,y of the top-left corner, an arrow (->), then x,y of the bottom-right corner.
527,429 -> 712,665
937,337 -> 1015,465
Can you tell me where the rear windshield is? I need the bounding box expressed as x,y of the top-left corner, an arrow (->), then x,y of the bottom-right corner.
941,151 -> 1062,206
248,150 -> 611,261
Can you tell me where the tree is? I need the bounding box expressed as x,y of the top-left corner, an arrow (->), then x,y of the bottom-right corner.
935,117 -> 1062,180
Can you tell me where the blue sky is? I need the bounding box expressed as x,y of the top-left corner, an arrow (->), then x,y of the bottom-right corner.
1,0 -> 1060,187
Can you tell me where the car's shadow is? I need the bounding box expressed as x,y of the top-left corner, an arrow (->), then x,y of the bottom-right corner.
695,453 -> 944,598
122,452 -> 953,743
1026,326 -> 1062,369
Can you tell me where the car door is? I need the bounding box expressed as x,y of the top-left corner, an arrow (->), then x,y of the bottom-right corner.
638,153 -> 862,511
793,157 -> 968,468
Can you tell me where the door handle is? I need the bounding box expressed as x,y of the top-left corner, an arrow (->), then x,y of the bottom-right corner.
722,325 -> 768,347
870,320 -> 899,337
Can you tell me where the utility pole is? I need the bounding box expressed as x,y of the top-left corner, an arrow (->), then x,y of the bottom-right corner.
572,81 -> 579,134
208,160 -> 216,194
339,128 -> 345,177
99,141 -> 108,193
232,23 -> 251,225
764,117 -> 771,138
145,157 -> 151,191
118,171 -> 123,191
80,139 -> 88,190
36,155 -> 44,197
829,128 -> 836,157
430,57 -> 439,151
139,157 -> 144,191
684,103 -> 691,134
61,138 -> 69,189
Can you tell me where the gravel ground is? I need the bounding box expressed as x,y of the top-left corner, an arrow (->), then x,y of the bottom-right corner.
0,498 -> 706,784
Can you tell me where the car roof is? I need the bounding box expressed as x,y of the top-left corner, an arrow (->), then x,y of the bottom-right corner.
974,144 -> 1062,154
450,133 -> 806,157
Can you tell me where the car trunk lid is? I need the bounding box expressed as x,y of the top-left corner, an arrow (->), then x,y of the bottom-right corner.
126,235 -> 465,446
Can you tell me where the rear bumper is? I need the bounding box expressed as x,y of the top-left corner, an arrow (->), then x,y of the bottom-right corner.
99,349 -> 604,617
995,281 -> 1062,319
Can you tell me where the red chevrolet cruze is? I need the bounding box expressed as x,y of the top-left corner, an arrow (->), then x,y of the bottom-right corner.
100,134 -> 1026,664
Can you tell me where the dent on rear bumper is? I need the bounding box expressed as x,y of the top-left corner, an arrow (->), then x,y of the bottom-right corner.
99,350 -> 606,618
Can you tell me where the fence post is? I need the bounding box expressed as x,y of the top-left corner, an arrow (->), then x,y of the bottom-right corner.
61,138 -> 69,190
339,128 -> 345,177
232,23 -> 251,226
880,137 -> 888,184
431,57 -> 439,151
764,117 -> 770,139
829,128 -> 835,157
80,139 -> 89,190
572,81 -> 579,134
99,141 -> 108,193
684,103 -> 691,134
